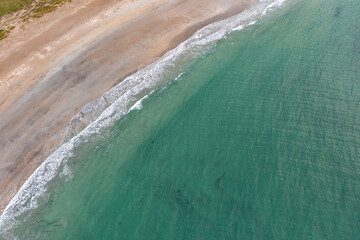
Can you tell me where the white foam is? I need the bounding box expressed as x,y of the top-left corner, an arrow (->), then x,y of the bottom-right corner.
128,91 -> 154,112
261,0 -> 287,16
174,72 -> 185,81
233,25 -> 245,31
0,0 -> 288,235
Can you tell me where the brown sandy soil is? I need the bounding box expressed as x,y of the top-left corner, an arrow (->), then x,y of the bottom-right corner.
0,0 -> 258,214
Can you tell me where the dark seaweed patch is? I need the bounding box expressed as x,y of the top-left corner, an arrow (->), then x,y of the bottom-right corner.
215,172 -> 226,190
333,6 -> 342,18
174,189 -> 191,210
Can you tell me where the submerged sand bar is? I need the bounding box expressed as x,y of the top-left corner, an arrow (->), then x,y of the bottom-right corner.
0,0 -> 258,213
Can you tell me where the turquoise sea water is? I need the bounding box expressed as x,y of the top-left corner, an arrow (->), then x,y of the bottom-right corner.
2,0 -> 360,239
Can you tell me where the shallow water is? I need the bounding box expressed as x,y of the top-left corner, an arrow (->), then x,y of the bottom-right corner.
2,0 -> 360,239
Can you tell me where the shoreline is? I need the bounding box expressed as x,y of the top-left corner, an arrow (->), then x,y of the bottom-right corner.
0,0 -> 259,214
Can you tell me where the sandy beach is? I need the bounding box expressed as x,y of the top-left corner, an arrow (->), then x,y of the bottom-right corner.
0,0 -> 258,214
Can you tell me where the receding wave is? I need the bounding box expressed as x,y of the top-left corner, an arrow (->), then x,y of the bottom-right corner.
0,0 -> 287,234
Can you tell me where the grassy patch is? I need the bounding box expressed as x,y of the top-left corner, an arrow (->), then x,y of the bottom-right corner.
0,0 -> 71,18
0,0 -> 71,40
31,0 -> 71,19
0,29 -> 9,40
0,0 -> 32,17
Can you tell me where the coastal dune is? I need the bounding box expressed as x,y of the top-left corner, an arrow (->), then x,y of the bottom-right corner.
0,0 -> 258,213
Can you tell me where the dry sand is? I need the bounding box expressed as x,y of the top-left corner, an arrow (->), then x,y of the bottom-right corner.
0,0 -> 258,214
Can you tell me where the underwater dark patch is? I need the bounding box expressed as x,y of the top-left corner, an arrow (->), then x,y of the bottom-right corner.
333,6 -> 342,18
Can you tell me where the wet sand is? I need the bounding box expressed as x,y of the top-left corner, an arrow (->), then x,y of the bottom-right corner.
0,0 -> 258,213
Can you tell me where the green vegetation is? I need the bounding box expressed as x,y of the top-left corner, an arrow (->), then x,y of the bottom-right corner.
0,0 -> 71,18
0,26 -> 13,40
24,0 -> 72,20
0,0 -> 71,41
0,0 -> 32,17
0,29 -> 8,40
